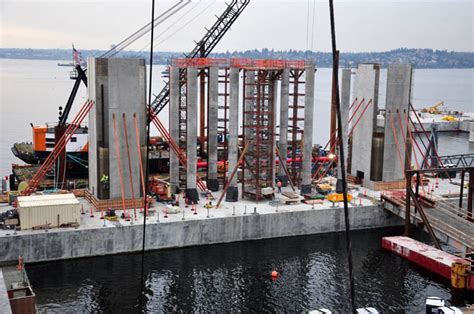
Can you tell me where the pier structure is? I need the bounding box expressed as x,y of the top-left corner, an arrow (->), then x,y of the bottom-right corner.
87,58 -> 147,208
167,58 -> 315,201
348,63 -> 414,189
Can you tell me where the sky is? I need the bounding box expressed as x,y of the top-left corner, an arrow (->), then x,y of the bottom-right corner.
0,0 -> 473,53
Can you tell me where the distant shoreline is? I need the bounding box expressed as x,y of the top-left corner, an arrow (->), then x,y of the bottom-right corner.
1,48 -> 473,69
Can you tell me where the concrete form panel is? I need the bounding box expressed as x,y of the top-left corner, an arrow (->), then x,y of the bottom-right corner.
350,63 -> 380,182
382,64 -> 413,182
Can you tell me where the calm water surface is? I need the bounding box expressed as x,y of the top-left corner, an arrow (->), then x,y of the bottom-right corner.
27,227 -> 474,312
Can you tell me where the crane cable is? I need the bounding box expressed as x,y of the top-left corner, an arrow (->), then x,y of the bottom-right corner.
310,0 -> 316,51
328,0 -> 356,311
139,0 -> 155,309
305,0 -> 310,50
99,0 -> 191,59
133,0 -> 215,58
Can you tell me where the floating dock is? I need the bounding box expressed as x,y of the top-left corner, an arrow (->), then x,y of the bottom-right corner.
382,236 -> 473,290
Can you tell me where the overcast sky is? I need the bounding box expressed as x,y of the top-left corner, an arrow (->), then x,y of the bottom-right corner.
1,0 -> 473,52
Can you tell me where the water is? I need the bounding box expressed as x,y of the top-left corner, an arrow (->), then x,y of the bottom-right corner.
26,227 -> 473,312
1,59 -> 473,176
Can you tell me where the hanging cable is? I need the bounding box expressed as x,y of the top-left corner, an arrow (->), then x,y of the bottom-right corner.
154,0 -> 216,48
139,0 -> 155,310
131,0 -> 204,58
305,0 -> 310,50
100,0 -> 190,59
328,0 -> 356,310
310,0 -> 316,51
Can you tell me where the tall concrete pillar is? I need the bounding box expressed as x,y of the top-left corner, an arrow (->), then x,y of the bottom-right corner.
278,68 -> 290,186
350,63 -> 380,184
186,67 -> 199,202
169,66 -> 180,193
336,68 -> 352,191
207,66 -> 219,191
382,64 -> 412,182
88,58 -> 146,200
301,62 -> 315,195
226,67 -> 240,202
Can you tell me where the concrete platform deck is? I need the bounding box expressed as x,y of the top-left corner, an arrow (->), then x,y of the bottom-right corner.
0,186 -> 403,264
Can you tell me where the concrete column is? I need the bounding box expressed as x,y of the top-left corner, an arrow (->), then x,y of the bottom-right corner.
350,63 -> 380,184
270,77 -> 278,188
88,58 -> 146,200
382,64 -> 412,182
169,66 -> 180,193
469,122 -> 474,143
186,67 -> 199,202
336,68 -> 352,191
301,62 -> 315,195
226,67 -> 240,202
207,66 -> 219,191
278,68 -> 290,186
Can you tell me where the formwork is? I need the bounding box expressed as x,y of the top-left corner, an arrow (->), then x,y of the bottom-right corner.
167,58 -> 311,202
242,69 -> 278,201
288,69 -> 306,186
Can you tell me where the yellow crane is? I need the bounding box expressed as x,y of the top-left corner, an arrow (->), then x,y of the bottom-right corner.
421,101 -> 444,114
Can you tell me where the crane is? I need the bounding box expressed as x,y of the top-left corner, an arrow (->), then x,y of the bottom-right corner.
150,0 -> 250,116
421,101 -> 444,114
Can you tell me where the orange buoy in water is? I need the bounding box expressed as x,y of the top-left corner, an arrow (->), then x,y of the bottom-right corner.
271,270 -> 278,278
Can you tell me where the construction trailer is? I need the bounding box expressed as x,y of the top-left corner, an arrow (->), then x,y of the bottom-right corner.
17,193 -> 80,230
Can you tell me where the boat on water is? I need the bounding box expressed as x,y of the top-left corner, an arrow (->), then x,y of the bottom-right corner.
10,122 -> 170,189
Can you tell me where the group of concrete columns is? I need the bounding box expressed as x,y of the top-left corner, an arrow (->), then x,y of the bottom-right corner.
168,62 -> 316,201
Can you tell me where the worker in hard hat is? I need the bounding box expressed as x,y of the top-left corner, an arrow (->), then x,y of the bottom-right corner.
100,174 -> 109,190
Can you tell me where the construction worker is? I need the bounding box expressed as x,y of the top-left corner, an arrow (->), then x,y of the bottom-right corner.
100,174 -> 109,190
277,180 -> 282,193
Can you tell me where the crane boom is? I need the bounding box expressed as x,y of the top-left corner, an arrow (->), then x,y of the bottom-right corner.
150,0 -> 250,116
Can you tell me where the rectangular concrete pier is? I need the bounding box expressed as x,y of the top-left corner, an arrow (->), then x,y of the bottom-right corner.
383,64 -> 413,182
0,194 -> 402,264
350,63 -> 380,182
186,67 -> 198,201
169,66 -> 180,193
301,62 -> 315,194
207,66 -> 219,191
226,67 -> 240,201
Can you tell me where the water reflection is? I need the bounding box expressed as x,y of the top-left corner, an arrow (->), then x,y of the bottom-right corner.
27,227 -> 473,312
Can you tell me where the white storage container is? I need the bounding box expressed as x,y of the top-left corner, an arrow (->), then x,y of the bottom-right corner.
17,193 -> 80,230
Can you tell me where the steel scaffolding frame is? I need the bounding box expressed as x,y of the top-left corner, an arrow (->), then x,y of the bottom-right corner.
217,68 -> 230,185
178,69 -> 188,188
242,69 -> 278,201
288,69 -> 306,186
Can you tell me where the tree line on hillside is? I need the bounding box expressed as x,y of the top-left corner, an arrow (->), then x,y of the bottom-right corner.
1,48 -> 472,68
